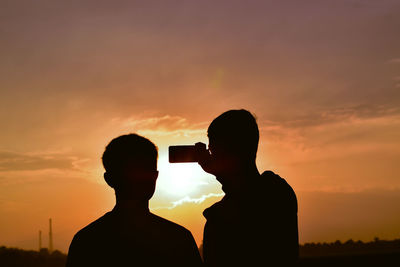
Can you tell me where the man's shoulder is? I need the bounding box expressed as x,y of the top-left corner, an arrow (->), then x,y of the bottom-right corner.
149,213 -> 192,235
260,171 -> 297,210
73,212 -> 112,240
262,171 -> 296,195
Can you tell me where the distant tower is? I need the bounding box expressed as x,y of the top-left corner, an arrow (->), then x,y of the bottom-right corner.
38,230 -> 42,251
49,218 -> 53,253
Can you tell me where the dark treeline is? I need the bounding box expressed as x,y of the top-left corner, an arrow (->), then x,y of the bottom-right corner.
0,247 -> 66,267
1,238 -> 400,266
298,238 -> 400,267
300,237 -> 400,257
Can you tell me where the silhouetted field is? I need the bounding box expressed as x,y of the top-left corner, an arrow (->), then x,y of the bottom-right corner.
1,238 -> 399,266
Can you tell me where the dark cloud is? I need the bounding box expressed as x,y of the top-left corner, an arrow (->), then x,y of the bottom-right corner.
0,151 -> 77,171
259,104 -> 400,129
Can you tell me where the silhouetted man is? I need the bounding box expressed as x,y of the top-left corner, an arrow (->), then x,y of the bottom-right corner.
196,110 -> 299,266
66,134 -> 202,267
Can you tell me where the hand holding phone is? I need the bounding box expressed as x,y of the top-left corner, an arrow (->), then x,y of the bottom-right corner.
169,143 -> 216,175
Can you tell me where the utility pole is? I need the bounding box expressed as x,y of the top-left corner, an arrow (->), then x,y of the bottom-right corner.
38,230 -> 42,251
49,218 -> 53,253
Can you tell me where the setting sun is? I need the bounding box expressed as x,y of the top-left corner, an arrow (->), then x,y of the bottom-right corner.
156,154 -> 211,197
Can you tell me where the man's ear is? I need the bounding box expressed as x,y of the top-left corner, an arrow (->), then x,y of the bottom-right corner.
155,170 -> 159,179
104,172 -> 114,188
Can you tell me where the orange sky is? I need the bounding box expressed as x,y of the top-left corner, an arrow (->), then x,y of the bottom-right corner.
1,0 -> 400,253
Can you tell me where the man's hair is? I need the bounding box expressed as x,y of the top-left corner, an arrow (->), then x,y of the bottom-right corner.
208,109 -> 259,159
102,133 -> 158,173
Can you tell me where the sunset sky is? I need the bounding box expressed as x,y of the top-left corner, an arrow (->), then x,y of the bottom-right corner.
1,0 -> 400,253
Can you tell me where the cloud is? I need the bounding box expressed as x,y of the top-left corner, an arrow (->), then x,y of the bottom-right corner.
257,104 -> 400,153
152,193 -> 224,210
0,151 -> 81,172
123,115 -> 207,131
388,58 -> 400,64
123,115 -> 188,130
111,115 -> 208,138
171,193 -> 224,208
260,104 -> 400,130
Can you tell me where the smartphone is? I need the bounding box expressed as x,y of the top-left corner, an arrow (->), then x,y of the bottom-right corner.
169,145 -> 197,163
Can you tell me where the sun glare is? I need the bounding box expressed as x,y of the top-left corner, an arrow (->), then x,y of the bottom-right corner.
156,154 -> 208,197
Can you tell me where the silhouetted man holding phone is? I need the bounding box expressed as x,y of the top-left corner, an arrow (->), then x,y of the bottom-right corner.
196,109 -> 299,266
66,134 -> 202,267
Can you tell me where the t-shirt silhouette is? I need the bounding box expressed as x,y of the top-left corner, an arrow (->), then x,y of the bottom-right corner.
202,171 -> 298,266
66,208 -> 203,267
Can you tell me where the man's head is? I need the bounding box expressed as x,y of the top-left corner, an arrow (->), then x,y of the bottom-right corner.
102,134 -> 158,201
207,109 -> 259,174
